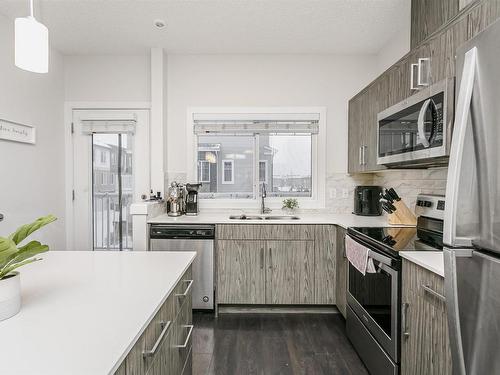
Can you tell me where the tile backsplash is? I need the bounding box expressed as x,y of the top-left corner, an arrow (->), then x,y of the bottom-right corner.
325,168 -> 448,214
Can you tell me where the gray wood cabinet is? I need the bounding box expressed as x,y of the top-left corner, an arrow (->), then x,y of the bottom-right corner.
217,240 -> 266,304
266,240 -> 315,304
401,260 -> 452,375
335,227 -> 347,318
411,0 -> 459,48
314,225 -> 337,304
216,224 -> 337,306
117,265 -> 193,375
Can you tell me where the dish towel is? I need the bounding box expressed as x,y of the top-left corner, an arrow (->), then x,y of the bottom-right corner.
345,235 -> 377,276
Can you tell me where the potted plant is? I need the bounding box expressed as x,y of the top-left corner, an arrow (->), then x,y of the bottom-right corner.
282,198 -> 299,214
0,215 -> 56,321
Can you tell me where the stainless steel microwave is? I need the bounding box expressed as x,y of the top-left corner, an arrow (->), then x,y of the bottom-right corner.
377,78 -> 454,166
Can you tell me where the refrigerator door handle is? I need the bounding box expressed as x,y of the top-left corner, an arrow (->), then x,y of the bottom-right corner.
444,248 -> 469,375
444,47 -> 477,247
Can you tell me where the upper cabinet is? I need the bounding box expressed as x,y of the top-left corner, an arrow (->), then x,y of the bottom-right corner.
411,0 -> 459,48
347,0 -> 499,174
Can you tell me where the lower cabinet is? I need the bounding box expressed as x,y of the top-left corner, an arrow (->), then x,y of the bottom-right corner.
217,239 -> 314,304
335,227 -> 347,318
116,265 -> 193,375
401,260 -> 452,375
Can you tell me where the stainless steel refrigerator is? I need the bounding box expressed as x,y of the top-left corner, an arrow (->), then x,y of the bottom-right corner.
444,17 -> 500,375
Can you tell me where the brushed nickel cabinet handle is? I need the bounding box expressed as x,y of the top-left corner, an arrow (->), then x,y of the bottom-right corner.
142,320 -> 172,358
410,63 -> 419,90
359,146 -> 363,166
260,248 -> 264,269
175,280 -> 194,297
402,302 -> 410,339
174,325 -> 194,348
269,247 -> 272,269
421,284 -> 446,302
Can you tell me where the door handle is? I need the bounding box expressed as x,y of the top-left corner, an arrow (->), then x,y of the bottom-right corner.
174,325 -> 194,348
142,320 -> 172,357
175,280 -> 194,297
444,47 -> 477,248
421,284 -> 446,302
417,58 -> 430,86
410,63 -> 419,90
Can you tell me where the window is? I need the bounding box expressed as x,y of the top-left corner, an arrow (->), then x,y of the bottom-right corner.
198,160 -> 210,183
192,109 -> 322,204
197,135 -> 254,198
222,160 -> 234,184
101,150 -> 107,163
260,134 -> 312,198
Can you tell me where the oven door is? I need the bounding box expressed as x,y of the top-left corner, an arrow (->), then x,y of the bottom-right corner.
347,241 -> 400,362
377,79 -> 453,165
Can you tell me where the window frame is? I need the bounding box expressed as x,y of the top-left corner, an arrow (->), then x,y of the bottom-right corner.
198,160 -> 211,183
221,159 -> 235,185
187,107 -> 326,210
258,159 -> 268,185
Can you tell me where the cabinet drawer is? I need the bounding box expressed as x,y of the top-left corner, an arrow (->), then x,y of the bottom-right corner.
121,265 -> 192,375
403,260 -> 445,297
172,290 -> 193,375
216,224 -> 315,240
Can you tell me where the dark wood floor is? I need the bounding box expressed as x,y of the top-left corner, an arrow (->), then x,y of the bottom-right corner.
192,312 -> 369,375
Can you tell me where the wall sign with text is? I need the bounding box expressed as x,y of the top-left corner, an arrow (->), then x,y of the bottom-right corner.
0,119 -> 36,144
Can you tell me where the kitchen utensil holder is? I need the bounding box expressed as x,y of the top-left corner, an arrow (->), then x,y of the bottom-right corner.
387,200 -> 417,225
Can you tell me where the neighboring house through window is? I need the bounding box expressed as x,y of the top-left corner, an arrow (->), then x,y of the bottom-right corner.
222,160 -> 234,184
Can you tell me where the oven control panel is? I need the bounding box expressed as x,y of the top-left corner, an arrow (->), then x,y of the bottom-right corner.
415,194 -> 445,220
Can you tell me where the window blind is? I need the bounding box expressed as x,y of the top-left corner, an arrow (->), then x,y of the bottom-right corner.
80,119 -> 137,134
193,113 -> 320,135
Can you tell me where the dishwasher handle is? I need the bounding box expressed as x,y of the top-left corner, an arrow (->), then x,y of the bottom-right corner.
150,224 -> 215,239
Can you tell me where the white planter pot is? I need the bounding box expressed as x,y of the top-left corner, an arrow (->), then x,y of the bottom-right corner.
0,272 -> 21,321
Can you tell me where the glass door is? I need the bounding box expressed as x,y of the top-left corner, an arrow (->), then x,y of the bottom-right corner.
92,133 -> 133,251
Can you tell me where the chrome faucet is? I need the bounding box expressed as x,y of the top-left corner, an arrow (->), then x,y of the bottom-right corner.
260,183 -> 272,214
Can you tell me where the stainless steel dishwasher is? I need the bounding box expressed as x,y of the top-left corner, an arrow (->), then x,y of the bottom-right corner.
149,224 -> 214,310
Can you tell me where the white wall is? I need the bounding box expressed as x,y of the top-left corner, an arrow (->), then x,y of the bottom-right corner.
64,55 -> 151,102
0,13 -> 66,249
166,54 -> 378,177
375,18 -> 411,74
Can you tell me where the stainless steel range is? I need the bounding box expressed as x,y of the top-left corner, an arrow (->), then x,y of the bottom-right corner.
346,194 -> 445,375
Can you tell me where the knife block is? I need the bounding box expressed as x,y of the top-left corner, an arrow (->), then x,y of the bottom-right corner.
387,200 -> 417,225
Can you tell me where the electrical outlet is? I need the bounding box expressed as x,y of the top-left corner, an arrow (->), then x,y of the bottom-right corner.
329,188 -> 337,199
342,189 -> 349,198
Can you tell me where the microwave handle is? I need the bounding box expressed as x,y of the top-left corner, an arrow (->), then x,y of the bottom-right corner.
417,99 -> 432,148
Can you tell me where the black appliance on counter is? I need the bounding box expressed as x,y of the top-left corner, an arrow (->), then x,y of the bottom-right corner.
185,183 -> 202,216
353,186 -> 382,216
345,194 -> 445,375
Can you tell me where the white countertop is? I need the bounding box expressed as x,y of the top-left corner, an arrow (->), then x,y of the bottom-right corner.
0,251 -> 196,375
148,211 -> 398,229
400,251 -> 444,277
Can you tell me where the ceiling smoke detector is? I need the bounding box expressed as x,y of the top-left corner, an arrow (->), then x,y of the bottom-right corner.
154,19 -> 166,29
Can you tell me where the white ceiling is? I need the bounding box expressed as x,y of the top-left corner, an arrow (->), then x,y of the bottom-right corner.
0,0 -> 410,55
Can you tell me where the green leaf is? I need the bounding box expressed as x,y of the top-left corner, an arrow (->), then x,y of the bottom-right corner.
0,258 -> 42,279
9,215 -> 57,245
0,236 -> 16,253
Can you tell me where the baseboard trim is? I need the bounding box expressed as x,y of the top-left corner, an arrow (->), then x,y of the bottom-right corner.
217,305 -> 339,314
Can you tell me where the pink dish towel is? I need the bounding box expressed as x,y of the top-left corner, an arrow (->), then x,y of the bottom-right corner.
345,235 -> 377,276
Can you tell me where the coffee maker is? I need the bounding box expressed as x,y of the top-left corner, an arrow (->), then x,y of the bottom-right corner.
167,181 -> 186,217
185,183 -> 202,216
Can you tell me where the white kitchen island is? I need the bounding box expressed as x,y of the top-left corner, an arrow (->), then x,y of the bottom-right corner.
0,251 -> 196,375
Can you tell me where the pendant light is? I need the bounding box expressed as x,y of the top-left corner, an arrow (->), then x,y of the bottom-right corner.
15,0 -> 49,73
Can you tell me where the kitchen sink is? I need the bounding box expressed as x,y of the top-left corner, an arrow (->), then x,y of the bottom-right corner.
228,215 -> 300,220
263,216 -> 300,220
228,215 -> 264,220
